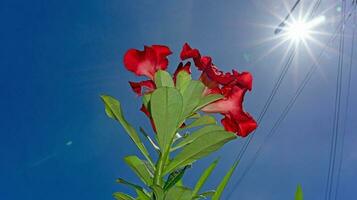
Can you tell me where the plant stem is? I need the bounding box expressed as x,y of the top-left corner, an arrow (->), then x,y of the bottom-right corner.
154,150 -> 169,186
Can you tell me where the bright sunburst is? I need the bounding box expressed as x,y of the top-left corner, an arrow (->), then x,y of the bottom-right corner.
282,15 -> 326,44
251,1 -> 332,65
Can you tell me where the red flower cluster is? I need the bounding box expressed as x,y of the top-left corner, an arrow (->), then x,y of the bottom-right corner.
123,43 -> 257,137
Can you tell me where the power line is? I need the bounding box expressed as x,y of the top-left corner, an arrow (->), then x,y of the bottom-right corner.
228,16 -> 347,195
325,0 -> 346,199
274,0 -> 302,34
233,48 -> 296,164
333,1 -> 356,200
226,1 -> 356,199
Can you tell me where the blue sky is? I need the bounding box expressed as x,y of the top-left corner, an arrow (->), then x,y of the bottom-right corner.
1,0 -> 356,199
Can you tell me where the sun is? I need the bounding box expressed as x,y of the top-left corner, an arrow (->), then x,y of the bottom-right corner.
286,21 -> 310,41
283,15 -> 326,44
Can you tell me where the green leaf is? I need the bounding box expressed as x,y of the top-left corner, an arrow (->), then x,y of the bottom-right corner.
191,159 -> 219,198
164,186 -> 192,200
116,178 -> 151,200
151,185 -> 165,200
180,80 -> 205,120
195,94 -> 223,111
113,192 -> 135,200
116,178 -> 144,191
295,184 -> 303,200
188,112 -> 201,119
180,115 -> 217,130
154,70 -> 174,88
124,156 -> 153,186
175,70 -> 192,92
194,190 -> 216,199
212,161 -> 238,200
172,125 -> 224,152
164,166 -> 189,191
150,87 -> 183,151
135,189 -> 151,200
164,130 -> 236,174
101,95 -> 153,167
142,93 -> 152,109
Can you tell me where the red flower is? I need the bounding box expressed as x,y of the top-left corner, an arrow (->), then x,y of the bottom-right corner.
124,45 -> 172,79
123,45 -> 191,132
123,43 -> 257,136
180,43 -> 252,90
129,80 -> 156,96
202,85 -> 257,137
180,43 -> 257,136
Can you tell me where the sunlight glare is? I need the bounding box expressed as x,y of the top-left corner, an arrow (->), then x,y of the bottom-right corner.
285,15 -> 326,42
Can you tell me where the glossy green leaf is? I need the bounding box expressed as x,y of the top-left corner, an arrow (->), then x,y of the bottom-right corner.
172,125 -> 224,152
175,70 -> 192,92
101,95 -> 153,167
180,115 -> 217,130
212,161 -> 238,200
164,130 -> 236,174
191,159 -> 219,198
195,94 -> 223,111
124,156 -> 153,186
180,80 -> 205,120
295,184 -> 303,200
164,186 -> 192,200
154,70 -> 174,88
164,166 -> 189,191
150,87 -> 183,151
113,192 -> 135,200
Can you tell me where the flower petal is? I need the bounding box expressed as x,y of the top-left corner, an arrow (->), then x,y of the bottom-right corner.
173,62 -> 191,83
129,80 -> 156,96
180,43 -> 200,60
232,70 -> 253,91
202,85 -> 244,114
123,45 -> 172,79
202,85 -> 257,137
221,113 -> 257,137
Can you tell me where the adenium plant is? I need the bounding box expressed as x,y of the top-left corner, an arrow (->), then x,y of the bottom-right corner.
101,43 -> 258,200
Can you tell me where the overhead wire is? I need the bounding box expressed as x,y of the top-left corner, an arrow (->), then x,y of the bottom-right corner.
226,0 -> 356,198
227,11 -> 349,196
233,48 -> 296,164
333,1 -> 356,200
325,0 -> 346,199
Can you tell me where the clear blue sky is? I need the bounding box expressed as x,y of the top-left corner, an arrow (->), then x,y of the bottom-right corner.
1,0 -> 356,199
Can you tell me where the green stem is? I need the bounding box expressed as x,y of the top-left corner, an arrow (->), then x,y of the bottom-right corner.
154,150 -> 169,186
153,133 -> 177,186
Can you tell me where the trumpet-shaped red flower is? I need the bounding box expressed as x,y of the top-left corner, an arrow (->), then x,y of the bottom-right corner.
123,43 -> 257,137
180,43 -> 252,90
202,85 -> 257,137
180,43 -> 257,136
124,46 -> 192,130
124,45 -> 172,79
